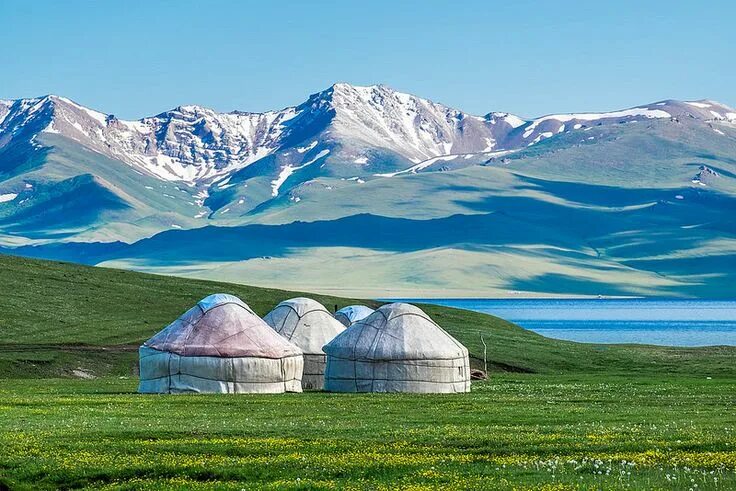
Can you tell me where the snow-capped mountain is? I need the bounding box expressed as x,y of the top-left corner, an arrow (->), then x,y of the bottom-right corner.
0,86 -> 495,183
500,99 -> 736,149
318,83 -> 520,161
0,100 -> 11,126
0,95 -> 301,182
1,84 -> 734,187
1,83 -> 735,246
2,85 -> 736,298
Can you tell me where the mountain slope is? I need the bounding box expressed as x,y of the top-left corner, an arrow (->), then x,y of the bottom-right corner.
2,254 -> 734,380
1,84 -> 735,297
12,161 -> 736,298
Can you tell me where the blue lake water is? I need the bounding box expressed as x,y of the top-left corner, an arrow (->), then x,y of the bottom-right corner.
392,299 -> 736,346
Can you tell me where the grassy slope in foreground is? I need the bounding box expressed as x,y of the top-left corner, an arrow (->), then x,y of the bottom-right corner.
1,253 -> 735,378
2,255 -> 736,490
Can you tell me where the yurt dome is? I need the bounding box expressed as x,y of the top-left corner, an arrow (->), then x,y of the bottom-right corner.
334,305 -> 375,327
323,303 -> 470,393
139,294 -> 303,394
264,297 -> 346,390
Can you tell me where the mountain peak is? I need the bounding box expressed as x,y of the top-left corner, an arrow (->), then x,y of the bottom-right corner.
643,99 -> 736,122
170,104 -> 213,115
330,82 -> 380,91
309,83 -> 421,107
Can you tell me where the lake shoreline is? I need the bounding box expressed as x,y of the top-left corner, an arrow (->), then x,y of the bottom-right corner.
393,298 -> 736,347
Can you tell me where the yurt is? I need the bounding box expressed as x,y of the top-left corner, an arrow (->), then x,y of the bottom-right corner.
138,294 -> 304,394
323,303 -> 471,393
334,305 -> 375,327
264,297 -> 346,390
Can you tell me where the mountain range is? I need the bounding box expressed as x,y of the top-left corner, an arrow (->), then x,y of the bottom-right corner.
1,83 -> 735,297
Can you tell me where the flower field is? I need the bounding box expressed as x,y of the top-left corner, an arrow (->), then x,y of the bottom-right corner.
1,375 -> 734,490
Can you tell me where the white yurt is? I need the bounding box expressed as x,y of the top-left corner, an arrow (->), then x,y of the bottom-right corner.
138,294 -> 304,394
264,297 -> 346,389
334,305 -> 375,327
323,303 -> 471,393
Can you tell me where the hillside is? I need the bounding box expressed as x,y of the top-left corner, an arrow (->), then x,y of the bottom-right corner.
1,254 -> 734,379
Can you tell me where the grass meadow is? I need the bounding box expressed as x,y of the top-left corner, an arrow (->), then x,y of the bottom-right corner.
0,256 -> 735,489
2,376 -> 735,489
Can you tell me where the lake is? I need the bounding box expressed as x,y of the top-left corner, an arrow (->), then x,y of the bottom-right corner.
392,299 -> 736,346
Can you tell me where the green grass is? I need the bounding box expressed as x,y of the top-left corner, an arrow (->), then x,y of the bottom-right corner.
2,254 -> 735,378
1,254 -> 736,489
1,375 -> 735,490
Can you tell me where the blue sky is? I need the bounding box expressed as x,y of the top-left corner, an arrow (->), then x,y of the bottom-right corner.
1,1 -> 734,119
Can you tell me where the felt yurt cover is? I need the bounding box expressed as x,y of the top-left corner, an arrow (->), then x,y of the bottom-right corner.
264,297 -> 345,390
334,305 -> 375,327
323,303 -> 470,393
139,294 -> 303,394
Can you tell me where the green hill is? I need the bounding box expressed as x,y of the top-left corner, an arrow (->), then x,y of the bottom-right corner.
1,254 -> 734,379
2,255 -> 736,490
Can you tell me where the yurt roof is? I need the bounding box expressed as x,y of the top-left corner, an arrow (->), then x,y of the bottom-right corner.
335,305 -> 375,326
323,302 -> 468,361
143,294 -> 302,358
264,297 -> 345,354
272,297 -> 328,316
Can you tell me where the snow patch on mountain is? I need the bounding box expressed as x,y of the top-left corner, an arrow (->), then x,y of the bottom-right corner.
522,107 -> 671,138
0,193 -> 18,203
488,112 -> 526,128
55,96 -> 108,125
686,101 -> 712,109
194,189 -> 209,207
297,141 -> 318,153
271,149 -> 330,196
377,149 -> 517,177
527,132 -> 555,146
705,109 -> 736,122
